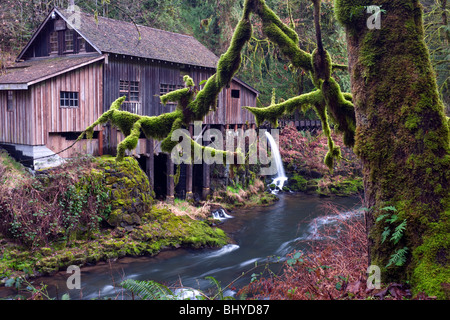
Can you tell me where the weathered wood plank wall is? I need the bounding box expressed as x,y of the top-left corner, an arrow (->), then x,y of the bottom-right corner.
0,90 -> 32,145
104,55 -> 256,126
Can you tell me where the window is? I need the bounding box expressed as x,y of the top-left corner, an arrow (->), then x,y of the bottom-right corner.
78,36 -> 86,52
60,91 -> 79,108
49,31 -> 58,54
7,91 -> 14,112
64,29 -> 74,52
160,83 -> 184,96
231,89 -> 240,99
119,80 -> 140,102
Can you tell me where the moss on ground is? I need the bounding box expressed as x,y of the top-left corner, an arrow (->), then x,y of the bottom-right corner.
0,207 -> 228,279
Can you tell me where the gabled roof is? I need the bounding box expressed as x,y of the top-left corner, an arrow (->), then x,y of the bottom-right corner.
18,7 -> 220,69
0,55 -> 104,89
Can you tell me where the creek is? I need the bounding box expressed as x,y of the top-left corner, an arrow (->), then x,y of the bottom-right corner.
24,193 -> 361,300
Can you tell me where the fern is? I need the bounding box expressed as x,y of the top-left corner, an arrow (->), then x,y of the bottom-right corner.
386,247 -> 409,268
381,226 -> 391,243
376,213 -> 390,222
380,206 -> 397,212
386,214 -> 399,223
391,219 -> 407,244
206,276 -> 235,300
120,279 -> 174,300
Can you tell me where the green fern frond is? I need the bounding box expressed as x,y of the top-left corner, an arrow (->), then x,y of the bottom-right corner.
386,214 -> 399,223
386,247 -> 409,268
380,206 -> 397,212
120,279 -> 174,300
381,226 -> 391,243
206,276 -> 236,300
376,213 -> 390,222
391,219 -> 407,244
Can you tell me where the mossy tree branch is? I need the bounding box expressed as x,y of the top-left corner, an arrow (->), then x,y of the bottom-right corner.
80,3 -> 252,162
81,0 -> 353,170
244,0 -> 355,169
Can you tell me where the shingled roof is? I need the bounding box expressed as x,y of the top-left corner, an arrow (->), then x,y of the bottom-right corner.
18,8 -> 220,69
0,55 -> 104,89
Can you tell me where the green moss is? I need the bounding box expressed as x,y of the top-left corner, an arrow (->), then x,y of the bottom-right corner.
288,174 -> 308,192
0,205 -> 229,278
340,0 -> 450,298
412,219 -> 450,299
95,156 -> 152,227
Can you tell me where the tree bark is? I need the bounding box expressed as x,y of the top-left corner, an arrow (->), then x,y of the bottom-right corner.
335,0 -> 449,298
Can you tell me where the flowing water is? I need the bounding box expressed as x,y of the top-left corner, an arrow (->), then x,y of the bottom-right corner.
265,131 -> 288,190
8,194 -> 362,300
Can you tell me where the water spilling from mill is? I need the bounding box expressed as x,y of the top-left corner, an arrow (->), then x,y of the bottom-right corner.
265,131 -> 288,192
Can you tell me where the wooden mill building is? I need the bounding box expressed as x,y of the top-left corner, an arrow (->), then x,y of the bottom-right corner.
0,7 -> 258,200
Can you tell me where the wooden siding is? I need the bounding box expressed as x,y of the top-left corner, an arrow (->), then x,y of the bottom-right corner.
0,61 -> 103,148
104,55 -> 256,125
33,61 -> 103,145
21,17 -> 96,60
0,90 -> 32,145
47,133 -> 100,158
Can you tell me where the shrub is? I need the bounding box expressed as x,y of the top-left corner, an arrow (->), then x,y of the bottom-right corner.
0,155 -> 110,248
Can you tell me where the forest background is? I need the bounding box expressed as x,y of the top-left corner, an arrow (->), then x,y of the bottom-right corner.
0,0 -> 448,115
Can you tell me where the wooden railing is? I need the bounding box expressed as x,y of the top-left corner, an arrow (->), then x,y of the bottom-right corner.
121,102 -> 142,115
278,119 -> 323,132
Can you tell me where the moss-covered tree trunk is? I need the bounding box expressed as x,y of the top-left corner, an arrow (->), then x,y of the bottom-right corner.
335,0 -> 449,298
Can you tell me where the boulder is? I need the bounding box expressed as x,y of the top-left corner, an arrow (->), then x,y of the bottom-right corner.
95,156 -> 152,227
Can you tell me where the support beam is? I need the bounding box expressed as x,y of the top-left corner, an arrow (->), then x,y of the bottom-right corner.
202,124 -> 211,200
145,139 -> 154,192
186,124 -> 194,200
166,155 -> 175,204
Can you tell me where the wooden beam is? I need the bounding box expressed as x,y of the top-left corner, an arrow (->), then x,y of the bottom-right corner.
186,125 -> 194,200
166,155 -> 175,204
202,124 -> 211,200
146,139 -> 154,192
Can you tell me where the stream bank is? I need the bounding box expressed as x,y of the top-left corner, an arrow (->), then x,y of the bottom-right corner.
0,152 -> 277,289
2,193 -> 362,300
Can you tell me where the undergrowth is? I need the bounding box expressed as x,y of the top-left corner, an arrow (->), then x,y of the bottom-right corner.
0,154 -> 111,248
238,201 -> 369,299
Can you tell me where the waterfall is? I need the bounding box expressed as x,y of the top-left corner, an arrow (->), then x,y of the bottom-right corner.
212,208 -> 233,220
265,131 -> 288,191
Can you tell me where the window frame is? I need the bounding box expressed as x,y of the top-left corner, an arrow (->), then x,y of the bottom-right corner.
49,31 -> 59,55
60,91 -> 79,108
77,35 -> 86,52
159,83 -> 184,103
119,80 -> 140,102
64,29 -> 74,53
7,90 -> 15,112
231,89 -> 240,99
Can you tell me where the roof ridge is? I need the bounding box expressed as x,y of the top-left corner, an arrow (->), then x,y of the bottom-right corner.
60,8 -> 196,40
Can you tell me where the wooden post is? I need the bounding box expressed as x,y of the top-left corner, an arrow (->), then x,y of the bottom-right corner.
98,129 -> 103,156
202,124 -> 211,200
145,139 -> 154,192
166,155 -> 175,204
186,124 -> 194,200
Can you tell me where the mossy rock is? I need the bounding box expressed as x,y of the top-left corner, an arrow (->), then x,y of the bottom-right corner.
95,156 -> 152,227
288,174 -> 308,192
